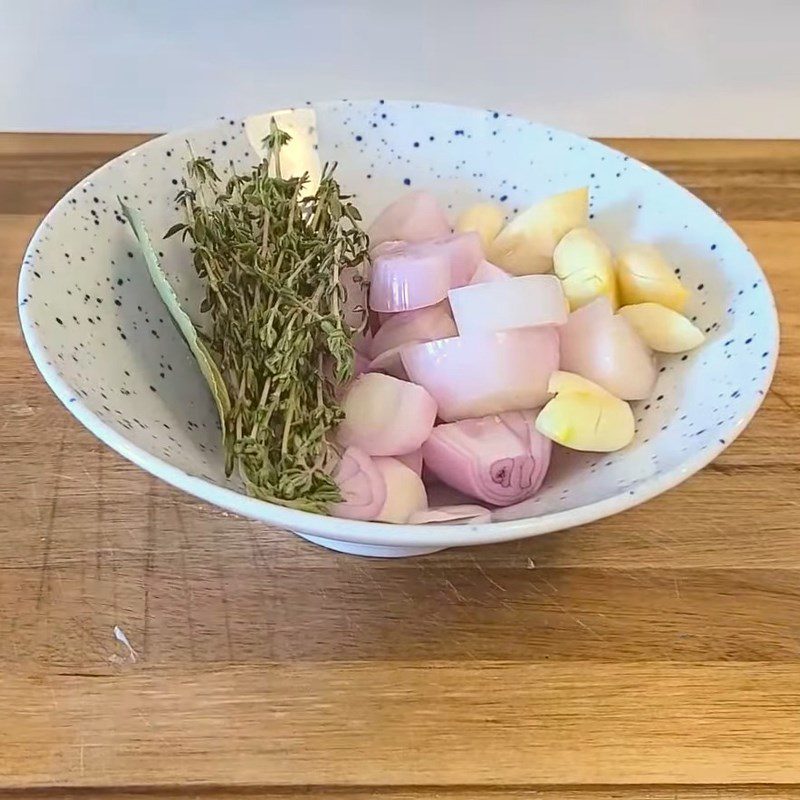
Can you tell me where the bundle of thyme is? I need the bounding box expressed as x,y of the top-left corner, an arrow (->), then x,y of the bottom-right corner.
167,122 -> 369,512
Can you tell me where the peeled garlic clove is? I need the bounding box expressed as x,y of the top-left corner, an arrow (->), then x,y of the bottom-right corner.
616,243 -> 689,311
553,227 -> 618,310
489,187 -> 588,275
618,302 -> 705,353
455,203 -> 505,250
536,390 -> 635,452
548,370 -> 617,400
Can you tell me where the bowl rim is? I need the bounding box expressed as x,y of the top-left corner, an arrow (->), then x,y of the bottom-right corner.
18,99 -> 780,548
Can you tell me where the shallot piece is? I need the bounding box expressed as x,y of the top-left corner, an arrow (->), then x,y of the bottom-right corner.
367,346 -> 410,380
422,410 -> 552,507
337,372 -> 437,455
559,297 -> 657,400
373,457 -> 429,523
469,260 -> 511,285
354,351 -> 371,377
370,302 -> 457,360
396,448 -> 423,475
369,240 -> 453,313
432,231 -> 484,287
369,233 -> 483,313
330,447 -> 387,520
448,274 -> 568,335
402,326 -> 559,421
409,505 -> 492,524
368,191 -> 451,249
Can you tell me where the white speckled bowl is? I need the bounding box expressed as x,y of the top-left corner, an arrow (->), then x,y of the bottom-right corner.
19,101 -> 778,557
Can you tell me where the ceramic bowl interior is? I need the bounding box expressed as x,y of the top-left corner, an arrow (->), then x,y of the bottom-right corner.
19,100 -> 778,553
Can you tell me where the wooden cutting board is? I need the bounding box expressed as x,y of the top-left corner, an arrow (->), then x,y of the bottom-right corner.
1,134 -> 799,799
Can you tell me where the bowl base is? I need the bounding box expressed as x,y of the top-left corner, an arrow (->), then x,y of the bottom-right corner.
297,533 -> 445,558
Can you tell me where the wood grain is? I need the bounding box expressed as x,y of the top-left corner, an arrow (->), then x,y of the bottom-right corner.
1,134 -> 799,798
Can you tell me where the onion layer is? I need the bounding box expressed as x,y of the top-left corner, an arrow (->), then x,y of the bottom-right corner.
449,274 -> 567,335
409,505 -> 492,524
422,410 -> 552,506
435,231 -> 484,287
330,447 -> 387,520
370,302 -> 457,360
402,326 -> 559,421
369,234 -> 483,313
469,260 -> 511,285
369,240 -> 451,313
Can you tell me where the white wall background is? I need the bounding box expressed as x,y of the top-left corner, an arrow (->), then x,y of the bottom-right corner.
2,0 -> 799,137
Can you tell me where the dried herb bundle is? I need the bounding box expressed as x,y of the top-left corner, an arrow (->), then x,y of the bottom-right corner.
167,122 -> 369,512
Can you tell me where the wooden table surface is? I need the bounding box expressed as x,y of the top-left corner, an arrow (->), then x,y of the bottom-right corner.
1,134 -> 799,799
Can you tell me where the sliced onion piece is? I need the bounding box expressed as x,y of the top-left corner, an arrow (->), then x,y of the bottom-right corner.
337,372 -> 437,455
368,191 -> 451,249
422,410 -> 552,507
448,275 -> 568,335
409,504 -> 491,524
330,447 -> 387,520
402,327 -> 559,421
455,203 -> 505,250
369,240 -> 453,313
560,297 -> 656,401
470,260 -> 511,285
370,302 -> 457,360
369,233 -> 484,314
373,457 -> 429,523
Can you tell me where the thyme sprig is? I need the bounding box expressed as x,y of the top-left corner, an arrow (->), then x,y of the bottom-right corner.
168,121 -> 369,512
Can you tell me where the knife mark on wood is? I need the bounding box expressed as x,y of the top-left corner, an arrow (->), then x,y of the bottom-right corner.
36,431 -> 65,609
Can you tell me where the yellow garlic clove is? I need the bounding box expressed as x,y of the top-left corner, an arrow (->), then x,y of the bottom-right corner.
489,187 -> 588,275
548,370 -> 617,400
616,243 -> 689,311
535,388 -> 635,453
618,302 -> 705,353
553,227 -> 618,310
455,203 -> 505,251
